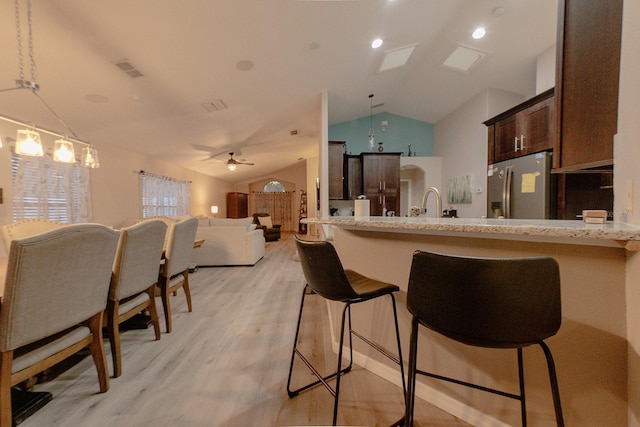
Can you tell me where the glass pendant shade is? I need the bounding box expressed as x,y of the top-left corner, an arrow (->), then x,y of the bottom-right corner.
368,129 -> 375,150
227,163 -> 237,171
82,146 -> 100,168
53,139 -> 76,163
15,129 -> 44,156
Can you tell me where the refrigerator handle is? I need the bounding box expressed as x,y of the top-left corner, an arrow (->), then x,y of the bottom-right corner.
504,166 -> 513,218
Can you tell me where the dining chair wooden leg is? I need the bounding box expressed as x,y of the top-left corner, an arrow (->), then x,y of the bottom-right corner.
87,312 -> 109,393
0,351 -> 14,427
146,286 -> 162,340
160,279 -> 173,333
182,272 -> 193,312
106,301 -> 123,378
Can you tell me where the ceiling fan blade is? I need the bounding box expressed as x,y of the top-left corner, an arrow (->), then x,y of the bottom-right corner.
237,161 -> 255,166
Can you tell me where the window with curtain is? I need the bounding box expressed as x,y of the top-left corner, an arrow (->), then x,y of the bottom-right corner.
140,171 -> 191,218
11,152 -> 92,223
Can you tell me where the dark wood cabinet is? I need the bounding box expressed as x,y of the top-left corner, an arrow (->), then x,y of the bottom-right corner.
226,192 -> 248,218
328,141 -> 345,200
553,0 -> 622,171
343,154 -> 361,200
486,89 -> 555,164
360,153 -> 401,216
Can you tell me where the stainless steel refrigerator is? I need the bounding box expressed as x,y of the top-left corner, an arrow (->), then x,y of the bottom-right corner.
487,152 -> 556,219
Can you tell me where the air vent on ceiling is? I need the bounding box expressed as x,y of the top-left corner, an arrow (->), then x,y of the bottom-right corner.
201,100 -> 228,112
114,59 -> 144,78
442,46 -> 487,73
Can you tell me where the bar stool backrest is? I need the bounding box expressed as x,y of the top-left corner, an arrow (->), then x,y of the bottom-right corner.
294,235 -> 358,302
407,250 -> 561,348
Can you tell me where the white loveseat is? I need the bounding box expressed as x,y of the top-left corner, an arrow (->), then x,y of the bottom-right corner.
192,217 -> 265,267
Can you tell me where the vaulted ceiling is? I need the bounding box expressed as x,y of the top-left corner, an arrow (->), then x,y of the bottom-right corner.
0,0 -> 557,182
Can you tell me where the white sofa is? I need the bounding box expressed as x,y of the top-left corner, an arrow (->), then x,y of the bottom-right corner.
192,217 -> 265,267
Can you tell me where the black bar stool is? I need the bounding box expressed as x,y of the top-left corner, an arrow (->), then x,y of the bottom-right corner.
288,235 -> 406,426
404,250 -> 564,427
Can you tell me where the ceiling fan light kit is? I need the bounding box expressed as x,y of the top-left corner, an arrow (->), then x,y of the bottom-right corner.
226,152 -> 254,171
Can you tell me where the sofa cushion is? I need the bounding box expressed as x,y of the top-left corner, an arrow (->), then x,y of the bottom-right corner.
208,217 -> 252,228
258,216 -> 273,228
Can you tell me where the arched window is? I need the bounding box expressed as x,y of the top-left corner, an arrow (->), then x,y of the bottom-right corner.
263,180 -> 285,192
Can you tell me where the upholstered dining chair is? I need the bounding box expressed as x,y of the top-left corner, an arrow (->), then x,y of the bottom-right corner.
0,218 -> 65,253
107,219 -> 167,377
0,223 -> 119,427
403,250 -> 564,427
157,217 -> 198,333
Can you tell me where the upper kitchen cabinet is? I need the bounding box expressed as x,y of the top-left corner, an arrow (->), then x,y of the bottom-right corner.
361,152 -> 401,216
485,88 -> 555,164
344,154 -> 362,200
553,0 -> 623,171
328,141 -> 345,199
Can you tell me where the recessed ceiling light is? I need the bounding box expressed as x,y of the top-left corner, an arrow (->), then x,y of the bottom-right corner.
472,27 -> 486,39
371,38 -> 383,49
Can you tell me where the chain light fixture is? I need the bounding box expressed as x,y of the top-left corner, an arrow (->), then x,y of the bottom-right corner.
0,0 -> 100,167
368,94 -> 375,150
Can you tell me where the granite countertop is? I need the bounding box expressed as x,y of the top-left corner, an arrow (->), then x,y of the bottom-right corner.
305,216 -> 640,251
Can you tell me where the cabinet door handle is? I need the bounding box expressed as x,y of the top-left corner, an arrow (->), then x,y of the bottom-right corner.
514,136 -> 519,152
520,134 -> 525,151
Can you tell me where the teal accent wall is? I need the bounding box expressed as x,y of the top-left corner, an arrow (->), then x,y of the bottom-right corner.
328,112 -> 434,156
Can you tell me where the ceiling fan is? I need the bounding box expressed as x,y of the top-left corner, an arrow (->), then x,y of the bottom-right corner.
225,152 -> 254,171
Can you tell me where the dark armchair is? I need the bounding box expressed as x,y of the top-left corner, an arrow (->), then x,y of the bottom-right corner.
252,213 -> 281,241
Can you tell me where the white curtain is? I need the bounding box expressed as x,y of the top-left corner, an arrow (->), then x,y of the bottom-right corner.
12,153 -> 92,222
140,171 -> 191,218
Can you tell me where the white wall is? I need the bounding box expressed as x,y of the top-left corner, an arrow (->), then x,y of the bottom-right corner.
433,88 -> 524,219
536,44 -> 557,94
400,157 -> 442,217
615,0 -> 640,425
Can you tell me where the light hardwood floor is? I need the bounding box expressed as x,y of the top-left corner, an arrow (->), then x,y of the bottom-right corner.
20,232 -> 470,427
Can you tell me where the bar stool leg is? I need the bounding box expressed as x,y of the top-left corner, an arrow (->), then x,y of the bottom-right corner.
287,285 -> 309,397
517,348 -> 527,427
333,303 -> 353,425
403,317 -> 420,427
539,341 -> 565,427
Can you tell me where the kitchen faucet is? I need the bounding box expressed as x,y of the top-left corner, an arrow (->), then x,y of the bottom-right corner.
421,187 -> 442,218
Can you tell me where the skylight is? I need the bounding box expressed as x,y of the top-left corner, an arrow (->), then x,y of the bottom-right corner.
442,45 -> 487,73
378,43 -> 418,73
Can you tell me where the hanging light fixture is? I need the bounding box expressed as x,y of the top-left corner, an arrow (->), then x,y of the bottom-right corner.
0,0 -> 100,167
82,145 -> 100,168
368,94 -> 375,150
53,138 -> 75,163
15,128 -> 43,156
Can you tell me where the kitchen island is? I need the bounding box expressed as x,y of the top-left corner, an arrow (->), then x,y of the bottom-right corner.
304,216 -> 640,426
